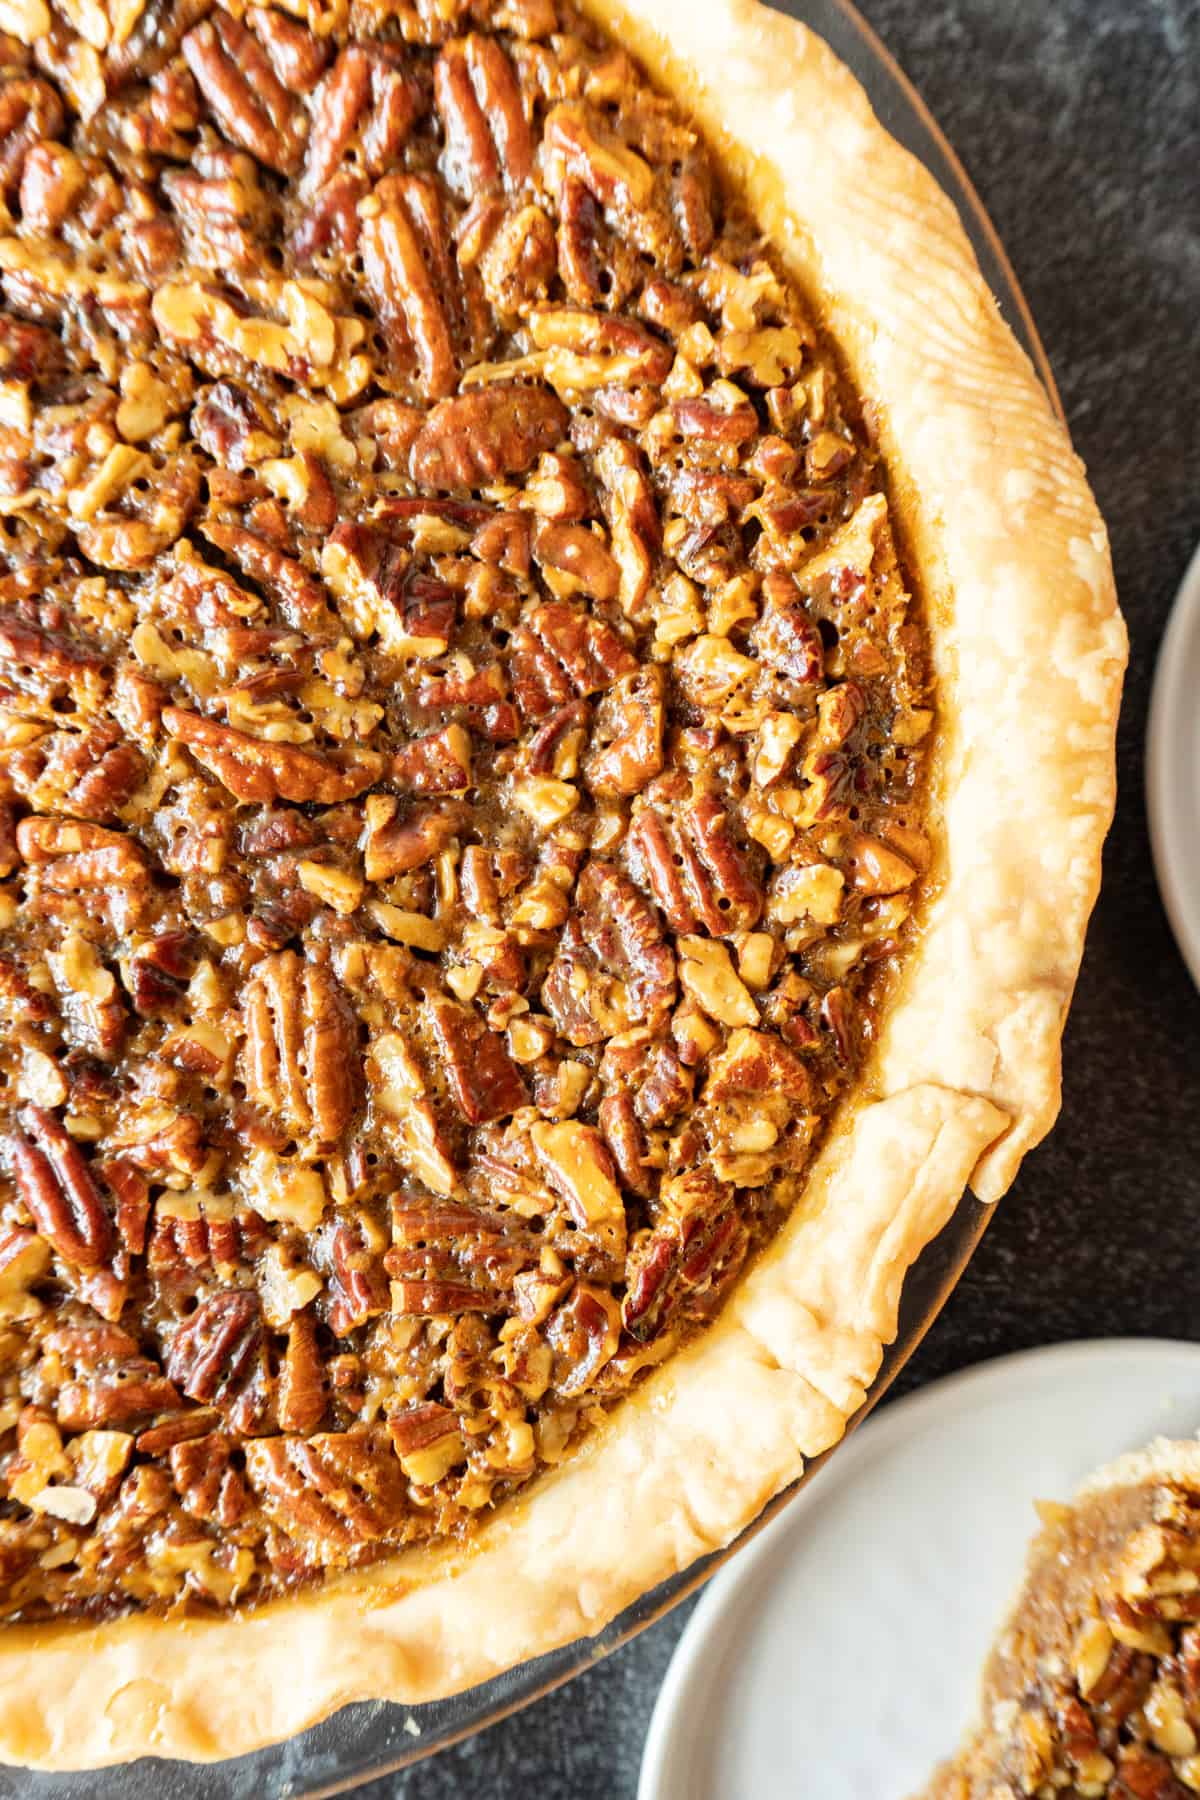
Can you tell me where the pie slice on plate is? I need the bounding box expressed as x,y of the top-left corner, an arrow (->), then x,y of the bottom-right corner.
0,0 -> 1124,1767
921,1441 -> 1200,1799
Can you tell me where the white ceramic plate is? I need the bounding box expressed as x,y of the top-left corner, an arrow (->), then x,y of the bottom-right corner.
638,1339 -> 1200,1800
1148,541 -> 1200,992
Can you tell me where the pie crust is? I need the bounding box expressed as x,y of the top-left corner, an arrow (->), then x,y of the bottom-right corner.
0,0 -> 1124,1769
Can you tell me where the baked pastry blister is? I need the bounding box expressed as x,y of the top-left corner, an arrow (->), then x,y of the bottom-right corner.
0,0 -> 1123,1767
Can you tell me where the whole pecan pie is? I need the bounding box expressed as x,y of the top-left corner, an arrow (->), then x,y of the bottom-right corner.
0,0 -> 1123,1768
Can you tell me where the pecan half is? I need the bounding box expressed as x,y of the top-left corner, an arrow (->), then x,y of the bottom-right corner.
542,860 -> 675,1047
360,174 -> 459,399
8,1106 -> 113,1268
435,34 -> 531,197
622,1168 -> 747,1340
389,1195 -> 536,1291
508,600 -> 637,721
427,993 -> 528,1124
628,782 -> 763,936
241,951 -> 359,1147
170,1431 -> 250,1526
410,385 -> 568,490
304,44 -> 418,193
165,1290 -> 270,1435
147,1204 -> 268,1275
245,1427 -> 407,1560
163,708 -> 381,804
182,13 -> 307,174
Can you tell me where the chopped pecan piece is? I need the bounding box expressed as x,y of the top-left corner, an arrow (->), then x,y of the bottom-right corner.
1111,1748 -> 1190,1800
597,1091 -> 653,1198
543,860 -> 675,1046
363,796 -> 460,880
247,6 -> 327,92
277,1313 -> 326,1433
703,1028 -> 812,1107
324,520 -> 457,654
51,1324 -> 181,1432
472,200 -> 557,318
389,725 -> 473,793
542,101 -> 654,216
533,520 -> 620,601
8,1106 -> 113,1269
410,385 -> 568,490
242,951 -> 359,1147
163,708 -> 381,805
199,520 -> 332,635
427,993 -> 528,1124
751,571 -> 824,687
595,436 -> 660,616
584,666 -> 664,796
388,1400 -> 466,1484
9,725 -> 145,823
529,1119 -> 626,1263
545,1283 -> 621,1397
557,175 -> 640,309
0,77 -> 63,199
673,395 -> 758,444
414,661 -> 519,742
126,930 -> 198,1018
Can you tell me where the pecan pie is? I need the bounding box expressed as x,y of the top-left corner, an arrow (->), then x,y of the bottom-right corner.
0,0 -> 1122,1769
922,1444 -> 1200,1800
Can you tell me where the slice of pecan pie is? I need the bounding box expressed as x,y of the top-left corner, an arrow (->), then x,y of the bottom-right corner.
921,1443 -> 1200,1800
0,0 -> 1122,1768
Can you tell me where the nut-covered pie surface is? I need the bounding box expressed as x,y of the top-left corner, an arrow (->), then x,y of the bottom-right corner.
0,0 -> 932,1625
0,0 -> 1123,1769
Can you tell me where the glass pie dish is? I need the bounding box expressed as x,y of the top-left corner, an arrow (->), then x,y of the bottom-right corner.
0,2 -> 1063,1793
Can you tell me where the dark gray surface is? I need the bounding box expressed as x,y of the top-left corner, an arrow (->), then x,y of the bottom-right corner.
362,3 -> 1200,1795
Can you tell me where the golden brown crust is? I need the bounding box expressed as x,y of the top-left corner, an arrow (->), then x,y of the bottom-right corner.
0,0 -> 1123,1768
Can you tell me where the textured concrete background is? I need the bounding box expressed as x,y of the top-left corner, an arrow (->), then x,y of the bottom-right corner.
359,2 -> 1200,1793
